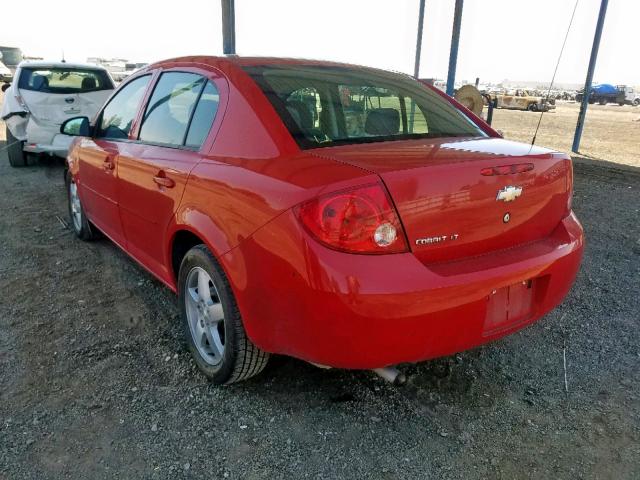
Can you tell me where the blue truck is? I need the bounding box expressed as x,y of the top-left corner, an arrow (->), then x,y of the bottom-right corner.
575,84 -> 637,106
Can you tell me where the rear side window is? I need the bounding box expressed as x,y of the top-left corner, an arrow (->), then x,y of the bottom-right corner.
96,75 -> 151,139
185,81 -> 219,148
18,67 -> 114,94
139,72 -> 219,148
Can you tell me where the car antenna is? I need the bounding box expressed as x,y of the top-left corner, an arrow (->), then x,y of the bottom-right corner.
531,0 -> 580,147
61,50 -> 66,63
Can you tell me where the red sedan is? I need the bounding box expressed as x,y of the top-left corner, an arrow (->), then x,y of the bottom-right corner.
62,57 -> 584,384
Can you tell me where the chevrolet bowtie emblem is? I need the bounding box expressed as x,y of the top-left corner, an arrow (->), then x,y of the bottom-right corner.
496,185 -> 523,202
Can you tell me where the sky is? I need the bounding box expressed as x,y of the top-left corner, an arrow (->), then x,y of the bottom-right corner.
1,0 -> 638,86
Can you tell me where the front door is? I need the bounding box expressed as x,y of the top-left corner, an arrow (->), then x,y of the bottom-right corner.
75,137 -> 122,243
77,74 -> 152,246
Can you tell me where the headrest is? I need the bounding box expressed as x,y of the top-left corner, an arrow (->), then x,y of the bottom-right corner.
32,75 -> 49,91
81,77 -> 97,90
286,100 -> 313,130
365,108 -> 400,135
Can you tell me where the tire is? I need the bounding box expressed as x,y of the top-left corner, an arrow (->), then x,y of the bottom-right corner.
65,171 -> 96,240
598,98 -> 607,105
5,126 -> 27,167
528,103 -> 538,112
618,102 -> 625,107
178,245 -> 269,384
634,99 -> 640,106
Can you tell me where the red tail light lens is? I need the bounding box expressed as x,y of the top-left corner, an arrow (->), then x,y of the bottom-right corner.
295,184 -> 409,254
565,159 -> 574,216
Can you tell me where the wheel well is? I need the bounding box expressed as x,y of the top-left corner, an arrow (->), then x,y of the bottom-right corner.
171,230 -> 205,281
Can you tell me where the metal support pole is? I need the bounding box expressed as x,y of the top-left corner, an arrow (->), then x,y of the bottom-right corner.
221,0 -> 236,55
572,0 -> 608,153
446,0 -> 464,96
414,0 -> 426,78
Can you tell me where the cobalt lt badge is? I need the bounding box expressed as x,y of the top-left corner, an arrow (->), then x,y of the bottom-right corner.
503,212 -> 511,223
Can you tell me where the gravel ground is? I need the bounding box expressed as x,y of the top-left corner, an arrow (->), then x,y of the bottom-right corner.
0,144 -> 638,479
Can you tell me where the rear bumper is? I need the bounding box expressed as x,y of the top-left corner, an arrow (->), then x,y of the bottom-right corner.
23,134 -> 73,157
223,211 -> 584,369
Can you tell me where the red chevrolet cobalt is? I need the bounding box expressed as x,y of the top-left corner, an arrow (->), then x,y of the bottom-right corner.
62,57 -> 584,384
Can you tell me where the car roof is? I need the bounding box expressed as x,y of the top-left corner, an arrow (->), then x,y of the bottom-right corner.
17,60 -> 109,71
144,55 -> 397,76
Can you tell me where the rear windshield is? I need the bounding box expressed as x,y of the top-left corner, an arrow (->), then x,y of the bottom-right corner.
244,65 -> 486,149
18,67 -> 114,94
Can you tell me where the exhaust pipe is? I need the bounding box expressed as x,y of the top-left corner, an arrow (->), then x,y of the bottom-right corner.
372,367 -> 406,385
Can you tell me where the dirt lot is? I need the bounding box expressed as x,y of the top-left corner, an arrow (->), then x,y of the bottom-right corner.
1,99 -> 639,479
491,102 -> 640,168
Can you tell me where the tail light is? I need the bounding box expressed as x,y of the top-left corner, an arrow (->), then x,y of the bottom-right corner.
480,163 -> 534,176
16,94 -> 28,110
294,184 -> 409,254
566,159 -> 574,216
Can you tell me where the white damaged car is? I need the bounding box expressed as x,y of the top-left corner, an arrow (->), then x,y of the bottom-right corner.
1,61 -> 115,166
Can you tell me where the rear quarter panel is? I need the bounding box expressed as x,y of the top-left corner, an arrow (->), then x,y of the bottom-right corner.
167,61 -> 373,284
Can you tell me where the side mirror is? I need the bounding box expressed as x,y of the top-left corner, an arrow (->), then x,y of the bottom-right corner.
61,116 -> 91,136
1,83 -> 10,93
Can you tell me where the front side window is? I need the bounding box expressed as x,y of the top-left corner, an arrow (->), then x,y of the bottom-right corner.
244,65 -> 486,149
18,67 -> 114,94
96,75 -> 151,139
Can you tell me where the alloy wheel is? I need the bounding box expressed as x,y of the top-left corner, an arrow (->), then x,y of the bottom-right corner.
185,267 -> 226,366
69,181 -> 83,232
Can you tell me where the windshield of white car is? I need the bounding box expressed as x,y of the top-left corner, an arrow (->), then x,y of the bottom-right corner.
244,65 -> 487,149
18,67 -> 114,94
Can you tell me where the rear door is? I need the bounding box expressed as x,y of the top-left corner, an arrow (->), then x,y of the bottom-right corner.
117,69 -> 224,279
77,74 -> 152,245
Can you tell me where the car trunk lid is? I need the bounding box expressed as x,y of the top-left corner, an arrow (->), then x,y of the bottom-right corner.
19,89 -> 112,128
311,137 -> 572,264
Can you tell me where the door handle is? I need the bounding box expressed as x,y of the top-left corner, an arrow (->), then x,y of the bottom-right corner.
103,158 -> 115,171
153,171 -> 175,188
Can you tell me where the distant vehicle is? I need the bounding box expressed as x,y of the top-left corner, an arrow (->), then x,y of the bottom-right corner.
624,86 -> 639,106
0,58 -> 12,83
0,46 -> 23,72
492,90 -> 555,112
86,58 -> 148,83
1,61 -> 115,166
575,84 -> 636,106
61,56 -> 583,384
